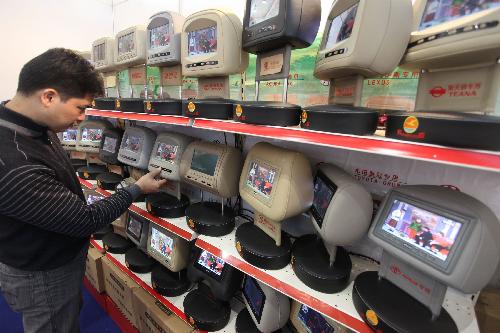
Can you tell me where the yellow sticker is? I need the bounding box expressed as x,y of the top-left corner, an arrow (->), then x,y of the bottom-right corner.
104,245 -> 109,251
403,116 -> 419,134
366,310 -> 379,326
291,255 -> 295,265
188,218 -> 195,229
115,99 -> 121,109
83,172 -> 90,179
147,202 -> 152,212
235,104 -> 243,117
301,111 -> 308,124
189,317 -> 195,326
236,241 -> 242,253
125,261 -> 129,268
187,101 -> 196,113
92,100 -> 96,107
97,180 -> 102,188
146,101 -> 152,111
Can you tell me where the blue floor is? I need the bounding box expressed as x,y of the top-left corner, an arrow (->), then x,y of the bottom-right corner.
0,286 -> 122,333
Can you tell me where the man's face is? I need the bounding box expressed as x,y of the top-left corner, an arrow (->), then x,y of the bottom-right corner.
45,93 -> 92,132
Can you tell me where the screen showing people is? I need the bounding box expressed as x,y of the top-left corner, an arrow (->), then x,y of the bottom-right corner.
381,199 -> 463,262
190,150 -> 218,176
243,276 -> 265,322
81,128 -> 103,142
249,0 -> 280,27
150,23 -> 170,49
310,175 -> 337,228
324,3 -> 359,50
188,26 -> 217,56
150,226 -> 174,261
246,161 -> 276,198
297,304 -> 334,333
420,0 -> 500,30
93,43 -> 105,62
86,194 -> 104,205
63,129 -> 77,142
118,32 -> 135,54
122,135 -> 143,153
128,216 -> 143,240
196,250 -> 225,278
102,136 -> 118,153
155,143 -> 178,164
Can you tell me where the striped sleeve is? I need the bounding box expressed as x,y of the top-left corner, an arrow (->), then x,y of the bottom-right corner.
0,164 -> 133,238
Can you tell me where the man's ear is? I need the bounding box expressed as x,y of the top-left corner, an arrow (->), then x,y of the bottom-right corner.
40,89 -> 59,107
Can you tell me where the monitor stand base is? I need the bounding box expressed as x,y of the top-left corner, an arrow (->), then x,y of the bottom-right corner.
352,271 -> 458,333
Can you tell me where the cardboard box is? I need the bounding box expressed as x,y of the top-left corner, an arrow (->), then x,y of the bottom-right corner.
85,247 -> 106,293
102,257 -> 139,328
476,287 -> 500,332
132,287 -> 192,333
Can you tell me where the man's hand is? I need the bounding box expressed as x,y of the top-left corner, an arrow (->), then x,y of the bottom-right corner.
135,169 -> 167,194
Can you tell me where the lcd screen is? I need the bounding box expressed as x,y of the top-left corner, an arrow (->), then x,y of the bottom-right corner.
310,174 -> 337,228
297,304 -> 334,333
381,199 -> 463,262
155,143 -> 178,164
122,135 -> 143,153
249,0 -> 280,27
324,3 -> 359,50
81,128 -> 103,142
118,32 -> 135,54
246,161 -> 276,199
86,194 -> 104,205
127,216 -> 143,240
102,136 -> 118,153
150,23 -> 170,49
195,250 -> 225,279
188,26 -> 217,56
63,129 -> 77,142
420,0 -> 500,30
93,43 -> 105,61
190,150 -> 218,176
243,276 -> 265,323
150,226 -> 174,261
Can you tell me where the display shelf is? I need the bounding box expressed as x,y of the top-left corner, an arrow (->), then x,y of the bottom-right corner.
79,178 -> 197,241
86,108 -> 191,126
86,109 -> 500,173
90,239 -> 240,333
195,221 -> 480,333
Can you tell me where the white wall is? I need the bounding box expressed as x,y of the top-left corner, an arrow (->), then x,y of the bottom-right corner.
0,0 -> 333,101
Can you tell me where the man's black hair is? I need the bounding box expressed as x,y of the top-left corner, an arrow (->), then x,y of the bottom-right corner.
17,48 -> 104,100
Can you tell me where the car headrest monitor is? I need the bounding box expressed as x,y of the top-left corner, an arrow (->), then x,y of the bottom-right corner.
146,223 -> 190,272
402,0 -> 500,69
60,127 -> 78,150
147,11 -> 185,66
92,37 -> 116,72
243,275 -> 265,323
181,9 -> 249,77
370,185 -> 500,293
314,0 -> 413,80
149,133 -> 192,181
180,141 -> 243,198
242,0 -> 321,52
76,120 -> 112,153
118,126 -> 156,169
99,129 -> 123,165
114,25 -> 147,68
194,249 -> 227,281
310,164 -> 373,248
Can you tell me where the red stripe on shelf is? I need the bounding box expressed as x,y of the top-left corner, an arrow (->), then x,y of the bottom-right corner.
90,239 -> 104,253
105,296 -> 140,333
193,118 -> 500,172
87,109 -> 190,126
128,205 -> 193,241
83,276 -> 107,311
78,178 -> 94,190
105,253 -> 191,326
195,238 -> 372,333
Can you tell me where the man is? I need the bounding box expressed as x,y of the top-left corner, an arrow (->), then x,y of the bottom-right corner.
0,48 -> 166,332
